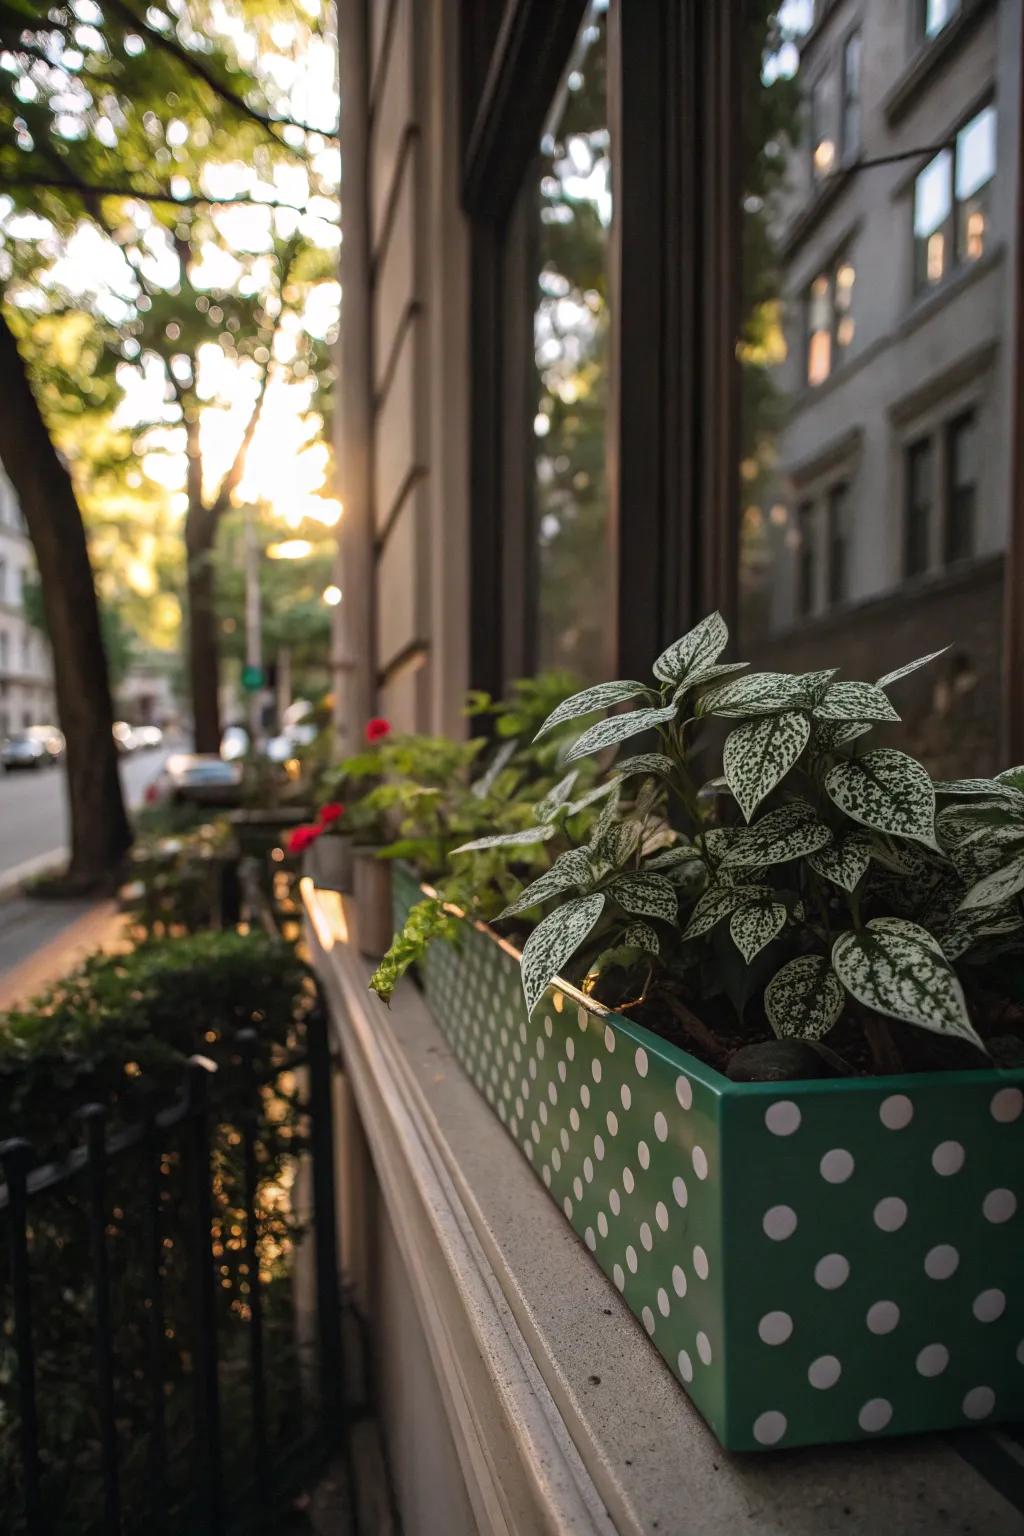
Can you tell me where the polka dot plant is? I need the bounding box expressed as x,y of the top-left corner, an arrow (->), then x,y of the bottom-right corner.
391,866 -> 1024,1451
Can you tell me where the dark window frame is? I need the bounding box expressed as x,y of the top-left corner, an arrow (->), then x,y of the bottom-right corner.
461,0 -> 739,692
840,28 -> 862,163
904,434 -> 934,578
944,408 -> 978,566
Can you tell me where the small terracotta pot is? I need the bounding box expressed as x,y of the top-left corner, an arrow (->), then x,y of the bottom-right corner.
352,853 -> 393,958
305,834 -> 353,893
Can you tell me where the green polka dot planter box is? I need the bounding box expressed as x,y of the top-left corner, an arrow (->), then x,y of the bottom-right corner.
391,865 -> 1024,1452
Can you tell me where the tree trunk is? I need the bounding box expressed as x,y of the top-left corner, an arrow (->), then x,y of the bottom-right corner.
185,511 -> 222,753
0,313 -> 131,886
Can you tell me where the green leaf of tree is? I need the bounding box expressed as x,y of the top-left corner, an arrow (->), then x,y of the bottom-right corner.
959,853 -> 1024,911
697,671 -> 814,718
498,849 -> 596,918
806,834 -> 872,892
451,824 -> 555,855
608,873 -> 678,923
876,647 -> 949,689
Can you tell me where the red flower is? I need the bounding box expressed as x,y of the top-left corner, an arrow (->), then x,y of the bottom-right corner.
365,716 -> 391,744
318,801 -> 344,826
287,824 -> 321,856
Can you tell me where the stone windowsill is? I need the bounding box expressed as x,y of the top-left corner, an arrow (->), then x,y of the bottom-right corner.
304,881 -> 1024,1535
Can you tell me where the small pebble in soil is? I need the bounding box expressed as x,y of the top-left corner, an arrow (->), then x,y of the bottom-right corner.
727,1040 -> 842,1082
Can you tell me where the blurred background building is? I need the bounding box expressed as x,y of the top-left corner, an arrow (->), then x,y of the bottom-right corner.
0,461 -> 54,738
336,0 -> 1024,786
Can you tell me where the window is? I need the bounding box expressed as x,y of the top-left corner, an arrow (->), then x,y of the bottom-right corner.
841,31 -> 862,161
0,632 -> 8,671
809,69 -> 836,182
914,105 -> 996,291
796,501 -> 815,615
921,0 -> 959,39
527,6 -> 611,679
945,411 -> 977,564
827,481 -> 850,605
955,105 -> 996,264
904,437 -> 933,576
805,254 -> 855,385
0,558 -> 5,604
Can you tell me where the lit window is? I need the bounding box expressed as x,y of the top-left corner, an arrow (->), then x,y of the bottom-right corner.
913,150 -> 952,289
810,72 -> 836,182
805,255 -> 855,386
913,105 -> 996,292
955,105 -> 996,264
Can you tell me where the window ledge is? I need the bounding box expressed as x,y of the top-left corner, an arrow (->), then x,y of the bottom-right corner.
898,243 -> 1005,344
883,0 -> 995,127
305,882 -> 1024,1536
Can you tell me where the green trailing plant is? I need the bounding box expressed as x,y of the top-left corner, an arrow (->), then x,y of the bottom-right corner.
390,613 -> 1024,1076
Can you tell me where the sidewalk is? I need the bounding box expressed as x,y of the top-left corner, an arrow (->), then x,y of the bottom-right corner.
0,895 -> 127,1010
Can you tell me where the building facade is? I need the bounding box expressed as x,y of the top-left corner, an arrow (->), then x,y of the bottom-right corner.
0,462 -> 54,739
327,2 -> 1024,1527
738,0 -> 1021,776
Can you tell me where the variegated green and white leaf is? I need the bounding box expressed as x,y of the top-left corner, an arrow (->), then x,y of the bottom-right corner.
595,818 -> 643,869
521,893 -> 606,1016
825,749 -> 938,848
806,834 -> 872,892
608,872 -> 678,923
681,882 -> 773,940
960,852 -> 1024,911
697,671 -> 813,719
765,955 -> 844,1041
622,921 -> 660,955
675,661 -> 750,695
534,680 -> 651,740
815,681 -> 901,723
470,737 -> 518,799
645,844 -> 702,871
534,769 -> 580,822
588,783 -> 622,849
996,766 -> 1024,794
720,799 -> 831,869
935,778 -> 1009,797
452,823 -> 555,855
936,902 -> 1024,960
831,917 -> 983,1050
498,849 -> 596,919
612,752 -> 676,780
798,668 -> 840,702
723,711 -> 810,822
876,647 -> 949,689
652,611 -> 729,685
564,779 -> 619,816
811,719 -> 873,752
564,702 -> 679,764
729,900 -> 787,962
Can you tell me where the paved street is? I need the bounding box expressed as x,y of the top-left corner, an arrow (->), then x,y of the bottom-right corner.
0,745 -> 170,881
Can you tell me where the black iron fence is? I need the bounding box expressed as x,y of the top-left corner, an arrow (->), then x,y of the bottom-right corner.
0,1008 -> 346,1535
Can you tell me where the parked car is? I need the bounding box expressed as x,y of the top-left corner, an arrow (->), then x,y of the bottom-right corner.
149,753 -> 243,807
1,726 -> 65,771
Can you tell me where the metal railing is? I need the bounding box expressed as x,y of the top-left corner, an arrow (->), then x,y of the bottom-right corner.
0,1008 -> 346,1535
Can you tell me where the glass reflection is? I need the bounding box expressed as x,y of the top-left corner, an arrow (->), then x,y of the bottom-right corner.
738,0 -> 1016,777
530,2 -> 611,680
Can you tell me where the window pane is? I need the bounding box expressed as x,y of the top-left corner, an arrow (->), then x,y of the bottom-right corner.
810,71 -> 836,180
905,438 -> 933,577
946,412 -> 977,563
737,2 -> 1013,778
914,150 -> 952,289
529,5 -> 611,680
956,104 -> 996,263
923,0 -> 959,36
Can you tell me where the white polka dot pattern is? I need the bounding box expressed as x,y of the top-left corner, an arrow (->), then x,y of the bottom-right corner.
394,866 -> 1024,1454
